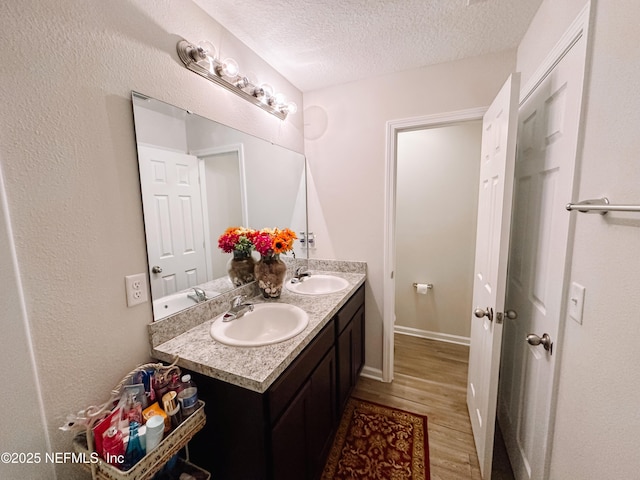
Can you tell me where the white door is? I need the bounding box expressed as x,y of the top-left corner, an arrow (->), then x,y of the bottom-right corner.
138,145 -> 207,298
467,73 -> 520,479
498,26 -> 588,480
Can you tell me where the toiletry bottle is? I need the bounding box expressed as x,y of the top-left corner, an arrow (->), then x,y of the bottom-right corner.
177,375 -> 198,417
122,421 -> 145,470
136,369 -> 155,407
162,391 -> 181,429
153,372 -> 170,403
102,426 -> 125,467
124,392 -> 143,425
167,372 -> 184,395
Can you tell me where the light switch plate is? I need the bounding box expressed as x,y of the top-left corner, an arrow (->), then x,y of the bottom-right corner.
568,282 -> 585,324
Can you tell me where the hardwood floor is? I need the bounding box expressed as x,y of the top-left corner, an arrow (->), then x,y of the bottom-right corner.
352,334 -> 514,480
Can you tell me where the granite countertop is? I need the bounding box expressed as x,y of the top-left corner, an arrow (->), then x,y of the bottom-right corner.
149,261 -> 366,393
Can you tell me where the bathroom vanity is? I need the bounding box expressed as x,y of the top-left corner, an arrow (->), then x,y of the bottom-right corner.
149,263 -> 366,480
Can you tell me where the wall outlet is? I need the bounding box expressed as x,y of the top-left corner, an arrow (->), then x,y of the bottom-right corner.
125,273 -> 149,307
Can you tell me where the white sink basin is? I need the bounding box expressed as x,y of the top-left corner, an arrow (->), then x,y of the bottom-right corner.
210,303 -> 309,347
285,274 -> 349,295
153,290 -> 218,320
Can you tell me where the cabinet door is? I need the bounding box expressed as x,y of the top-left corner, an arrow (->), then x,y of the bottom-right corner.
272,380 -> 311,480
308,347 -> 336,476
337,305 -> 365,413
337,320 -> 354,412
352,306 -> 365,377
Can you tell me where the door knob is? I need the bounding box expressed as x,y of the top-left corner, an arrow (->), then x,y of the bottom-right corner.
474,307 -> 493,321
152,265 -> 163,274
495,309 -> 518,323
526,333 -> 553,355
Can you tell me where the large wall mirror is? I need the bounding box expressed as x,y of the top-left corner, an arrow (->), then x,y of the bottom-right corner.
131,92 -> 307,321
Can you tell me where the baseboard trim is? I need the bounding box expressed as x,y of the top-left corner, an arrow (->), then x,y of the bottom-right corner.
359,366 -> 384,382
394,325 -> 470,346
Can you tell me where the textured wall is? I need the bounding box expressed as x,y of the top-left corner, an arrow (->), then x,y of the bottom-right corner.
0,1 -> 302,478
303,50 -> 516,373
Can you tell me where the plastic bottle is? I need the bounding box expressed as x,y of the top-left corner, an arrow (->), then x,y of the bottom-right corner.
122,421 -> 145,470
102,426 -> 125,467
167,372 -> 184,395
176,375 -> 198,417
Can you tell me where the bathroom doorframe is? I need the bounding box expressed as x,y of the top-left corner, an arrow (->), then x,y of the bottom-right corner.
382,107 -> 487,382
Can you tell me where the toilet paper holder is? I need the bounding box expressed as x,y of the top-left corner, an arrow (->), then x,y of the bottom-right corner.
412,283 -> 433,289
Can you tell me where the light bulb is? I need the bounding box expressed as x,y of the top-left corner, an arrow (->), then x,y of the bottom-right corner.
195,41 -> 217,73
218,58 -> 239,77
274,93 -> 286,106
235,76 -> 250,89
285,101 -> 298,114
197,41 -> 217,58
252,86 -> 265,98
260,83 -> 274,99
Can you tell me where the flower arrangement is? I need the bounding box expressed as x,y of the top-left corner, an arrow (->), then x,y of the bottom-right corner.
251,228 -> 297,257
217,227 -> 297,258
217,227 -> 254,257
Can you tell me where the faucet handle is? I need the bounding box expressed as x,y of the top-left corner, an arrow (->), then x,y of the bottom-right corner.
295,265 -> 308,275
230,295 -> 246,307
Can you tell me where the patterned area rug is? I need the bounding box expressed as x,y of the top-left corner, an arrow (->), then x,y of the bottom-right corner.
322,398 -> 430,480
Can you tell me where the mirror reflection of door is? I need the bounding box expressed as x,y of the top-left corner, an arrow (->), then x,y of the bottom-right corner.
138,145 -> 207,299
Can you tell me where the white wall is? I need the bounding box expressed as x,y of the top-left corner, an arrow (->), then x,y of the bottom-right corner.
518,1 -> 640,477
304,51 -> 516,373
0,1 -> 302,478
395,122 -> 482,340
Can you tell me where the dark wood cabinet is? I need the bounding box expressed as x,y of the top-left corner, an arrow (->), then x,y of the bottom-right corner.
272,347 -> 335,480
189,284 -> 365,480
337,287 -> 366,412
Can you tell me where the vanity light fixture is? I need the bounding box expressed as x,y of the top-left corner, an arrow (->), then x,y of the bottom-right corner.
176,39 -> 297,120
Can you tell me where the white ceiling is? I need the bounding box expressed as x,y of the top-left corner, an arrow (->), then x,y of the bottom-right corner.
193,0 -> 542,92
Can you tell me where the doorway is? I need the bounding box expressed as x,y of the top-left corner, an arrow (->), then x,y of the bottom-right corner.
383,107 -> 514,477
383,107 -> 486,382
394,121 -> 482,344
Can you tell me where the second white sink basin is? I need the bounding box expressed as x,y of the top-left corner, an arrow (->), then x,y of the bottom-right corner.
210,303 -> 309,347
153,290 -> 218,320
286,274 -> 350,295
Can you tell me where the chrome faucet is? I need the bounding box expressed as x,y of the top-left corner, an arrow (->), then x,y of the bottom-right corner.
188,287 -> 208,303
291,265 -> 311,284
223,295 -> 254,322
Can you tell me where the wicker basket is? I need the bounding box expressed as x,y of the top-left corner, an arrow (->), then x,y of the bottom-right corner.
73,400 -> 206,480
67,361 -> 208,480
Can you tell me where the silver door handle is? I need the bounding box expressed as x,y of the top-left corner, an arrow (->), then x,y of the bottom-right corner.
152,265 -> 163,274
495,309 -> 518,323
526,333 -> 553,355
474,307 -> 493,321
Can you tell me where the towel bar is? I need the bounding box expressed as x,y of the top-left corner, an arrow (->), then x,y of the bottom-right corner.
566,197 -> 640,214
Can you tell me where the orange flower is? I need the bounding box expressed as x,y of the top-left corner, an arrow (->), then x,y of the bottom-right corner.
271,228 -> 297,254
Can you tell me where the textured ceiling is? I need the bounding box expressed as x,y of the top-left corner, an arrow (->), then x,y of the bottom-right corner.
193,0 -> 543,92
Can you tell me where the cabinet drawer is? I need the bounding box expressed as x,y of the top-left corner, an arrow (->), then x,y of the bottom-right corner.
268,320 -> 335,424
336,285 -> 365,334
